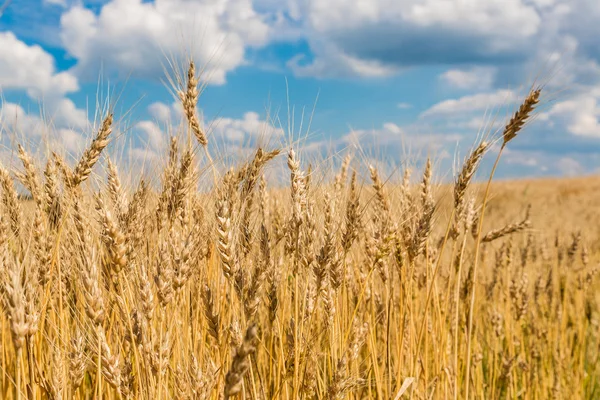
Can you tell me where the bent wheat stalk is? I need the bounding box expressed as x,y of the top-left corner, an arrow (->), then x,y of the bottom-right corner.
464,87 -> 541,399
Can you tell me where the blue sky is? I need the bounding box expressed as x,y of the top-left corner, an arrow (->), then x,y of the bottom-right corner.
2,0 -> 600,179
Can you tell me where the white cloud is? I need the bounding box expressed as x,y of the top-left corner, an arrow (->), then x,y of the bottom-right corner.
0,98 -> 88,133
404,0 -> 539,36
397,102 -> 412,109
55,128 -> 86,154
129,147 -> 159,164
262,0 -> 600,90
501,148 -> 595,178
0,31 -> 89,150
59,0 -> 272,84
503,147 -> 540,167
50,98 -> 89,129
277,0 -> 545,78
0,103 -> 46,135
210,111 -> 284,143
420,90 -> 517,118
135,105 -> 283,158
406,83 -> 600,177
542,88 -> 600,137
440,67 -> 496,90
136,120 -> 165,150
287,42 -> 398,78
148,102 -> 178,124
557,156 -> 585,176
382,122 -> 403,135
43,0 -> 68,7
0,102 -> 89,155
0,31 -> 79,98
337,121 -> 462,153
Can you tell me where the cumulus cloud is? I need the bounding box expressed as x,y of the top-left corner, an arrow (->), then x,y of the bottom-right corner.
134,104 -> 283,158
263,0 -> 600,92
287,41 -> 398,78
49,0 -> 588,83
148,101 -> 179,124
0,30 -> 89,151
128,147 -> 160,165
4,0 -> 600,180
50,98 -> 89,130
0,103 -> 47,134
0,31 -> 79,98
136,120 -> 165,150
303,121 -> 462,169
440,67 -> 496,90
540,86 -> 600,137
0,98 -> 88,133
43,0 -> 67,7
300,112 -> 600,179
556,156 -> 585,176
497,146 -> 600,177
420,89 -> 517,118
59,0 -> 272,84
55,128 -> 86,154
277,0 -> 545,78
400,81 -> 600,177
210,111 -> 284,143
0,101 -> 89,155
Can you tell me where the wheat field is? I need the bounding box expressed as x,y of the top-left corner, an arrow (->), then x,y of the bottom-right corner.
0,64 -> 598,399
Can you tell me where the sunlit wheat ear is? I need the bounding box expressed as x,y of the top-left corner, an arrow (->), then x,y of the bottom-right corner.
341,170 -> 361,255
71,113 -> 113,188
167,146 -> 195,223
267,262 -> 280,325
179,61 -> 207,146
455,141 -> 488,207
216,171 -> 236,280
369,164 -> 394,278
16,144 -> 43,207
287,148 -> 307,224
120,353 -> 134,398
32,206 -> 54,287
245,225 -> 270,318
201,283 -> 220,344
138,263 -> 155,321
502,87 -> 541,146
368,164 -> 390,215
156,136 -> 179,229
0,166 -> 21,238
239,148 -> 281,256
334,152 -> 353,192
240,148 -> 281,201
51,343 -> 67,398
96,195 -> 128,274
81,250 -> 106,326
106,157 -> 126,219
259,174 -> 269,223
1,260 -> 30,350
69,330 -> 86,389
482,205 -> 532,243
96,329 -> 121,389
420,157 -> 433,208
404,160 -> 436,263
52,151 -> 74,185
44,158 -> 62,229
224,323 -> 258,399
452,141 -> 489,237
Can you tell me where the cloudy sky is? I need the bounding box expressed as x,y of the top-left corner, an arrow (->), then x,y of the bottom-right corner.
2,0 -> 600,179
